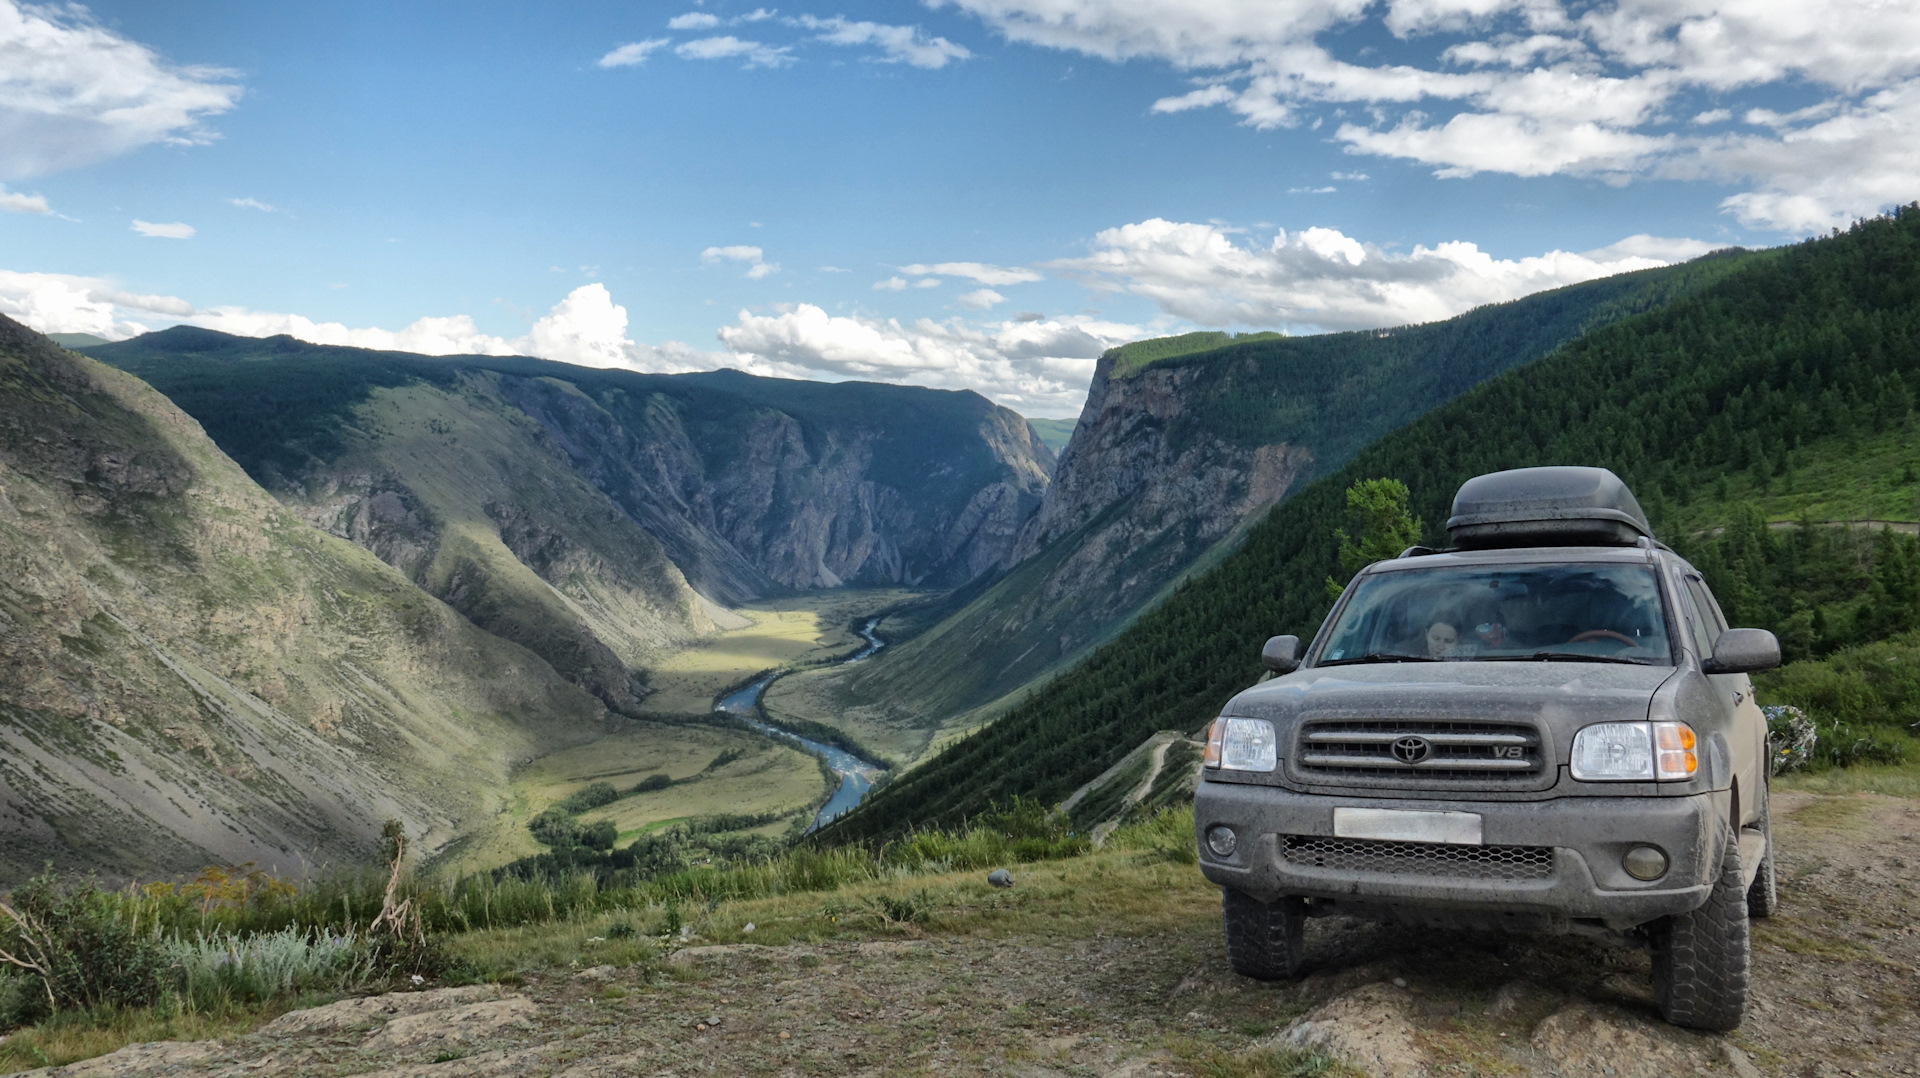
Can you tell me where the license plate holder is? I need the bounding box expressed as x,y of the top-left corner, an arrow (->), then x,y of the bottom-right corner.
1332,807 -> 1484,845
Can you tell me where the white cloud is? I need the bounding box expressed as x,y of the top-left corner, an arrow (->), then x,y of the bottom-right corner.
703,244 -> 779,278
797,16 -> 972,69
598,39 -> 671,67
897,261 -> 1044,285
1288,185 -> 1337,193
1046,216 -> 1716,331
228,196 -> 274,211
957,288 -> 1006,309
873,276 -> 906,290
1330,170 -> 1368,180
675,36 -> 792,67
0,0 -> 241,180
131,219 -> 193,239
717,303 -> 1140,414
667,12 -> 721,30
1,185 -> 48,213
1,274 -> 734,376
0,270 -> 185,338
941,0 -> 1920,232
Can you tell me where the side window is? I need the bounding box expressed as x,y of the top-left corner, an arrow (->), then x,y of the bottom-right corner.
1674,572 -> 1715,658
1685,576 -> 1729,639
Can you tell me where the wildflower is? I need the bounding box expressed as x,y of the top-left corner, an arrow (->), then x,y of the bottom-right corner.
410,974 -> 425,986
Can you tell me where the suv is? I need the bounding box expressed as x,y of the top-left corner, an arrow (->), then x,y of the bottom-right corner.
1194,467 -> 1780,1031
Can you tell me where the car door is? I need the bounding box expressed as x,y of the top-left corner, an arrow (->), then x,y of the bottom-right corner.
1682,572 -> 1766,828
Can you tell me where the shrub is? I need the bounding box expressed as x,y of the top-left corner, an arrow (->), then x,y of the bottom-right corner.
554,783 -> 621,815
0,875 -> 168,1013
630,773 -> 673,794
579,820 -> 618,852
0,965 -> 36,1030
167,927 -> 377,1011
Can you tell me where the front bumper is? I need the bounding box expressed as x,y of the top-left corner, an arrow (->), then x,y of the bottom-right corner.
1194,779 -> 1722,928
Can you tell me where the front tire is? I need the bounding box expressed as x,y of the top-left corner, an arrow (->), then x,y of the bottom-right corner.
1222,890 -> 1306,980
1651,824 -> 1751,1031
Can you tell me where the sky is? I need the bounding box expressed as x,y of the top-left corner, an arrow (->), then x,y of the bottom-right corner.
2,1 -> 1917,417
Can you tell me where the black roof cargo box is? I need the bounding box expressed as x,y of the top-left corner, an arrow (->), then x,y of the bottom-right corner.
1446,466 -> 1652,549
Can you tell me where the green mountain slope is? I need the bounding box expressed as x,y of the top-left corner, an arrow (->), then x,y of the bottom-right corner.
786,248 -> 1760,752
85,331 -> 1053,710
0,315 -> 608,885
824,207 -> 1920,840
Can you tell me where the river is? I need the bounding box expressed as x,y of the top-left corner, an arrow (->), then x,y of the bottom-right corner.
713,617 -> 886,831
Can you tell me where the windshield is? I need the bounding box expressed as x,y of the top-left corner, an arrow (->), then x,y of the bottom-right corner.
1318,563 -> 1673,666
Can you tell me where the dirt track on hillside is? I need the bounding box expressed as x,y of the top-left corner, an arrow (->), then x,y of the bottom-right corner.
9,789 -> 1916,1078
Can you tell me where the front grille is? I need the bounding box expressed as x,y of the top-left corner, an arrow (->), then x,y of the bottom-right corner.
1296,720 -> 1543,779
1281,835 -> 1555,881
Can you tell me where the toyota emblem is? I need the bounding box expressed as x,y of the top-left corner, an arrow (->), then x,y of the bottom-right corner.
1390,736 -> 1432,764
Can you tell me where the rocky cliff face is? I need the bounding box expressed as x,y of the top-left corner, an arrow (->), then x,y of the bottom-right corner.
0,316 -> 608,885
85,333 -> 1053,716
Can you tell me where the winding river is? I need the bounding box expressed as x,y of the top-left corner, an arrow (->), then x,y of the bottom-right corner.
713,617 -> 886,831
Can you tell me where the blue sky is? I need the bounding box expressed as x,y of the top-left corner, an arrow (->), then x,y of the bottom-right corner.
3,1 -> 1917,416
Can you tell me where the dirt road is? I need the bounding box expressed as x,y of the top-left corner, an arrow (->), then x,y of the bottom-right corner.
9,788 -> 1915,1078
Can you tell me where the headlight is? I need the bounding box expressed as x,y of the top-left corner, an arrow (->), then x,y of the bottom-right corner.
1204,717 -> 1276,772
1571,721 -> 1697,781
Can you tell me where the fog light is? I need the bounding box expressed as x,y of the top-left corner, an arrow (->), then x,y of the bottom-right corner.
1622,845 -> 1668,881
1206,825 -> 1238,858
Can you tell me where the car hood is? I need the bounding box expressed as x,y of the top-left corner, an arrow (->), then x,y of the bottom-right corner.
1223,661 -> 1677,731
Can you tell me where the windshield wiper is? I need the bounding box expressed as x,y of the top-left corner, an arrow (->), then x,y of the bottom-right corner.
1484,651 -> 1658,666
1318,652 -> 1440,666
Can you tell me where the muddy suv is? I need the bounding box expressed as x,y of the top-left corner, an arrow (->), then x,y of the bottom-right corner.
1194,467 -> 1780,1031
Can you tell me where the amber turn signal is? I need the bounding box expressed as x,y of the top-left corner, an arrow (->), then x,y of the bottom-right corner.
1203,718 -> 1225,768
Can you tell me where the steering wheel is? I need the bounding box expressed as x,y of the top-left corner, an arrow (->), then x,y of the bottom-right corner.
1569,629 -> 1639,648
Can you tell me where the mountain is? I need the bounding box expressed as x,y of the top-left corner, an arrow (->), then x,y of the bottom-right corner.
824,208 -> 1920,840
85,331 -> 1054,711
0,315 -> 609,885
784,250 -> 1758,746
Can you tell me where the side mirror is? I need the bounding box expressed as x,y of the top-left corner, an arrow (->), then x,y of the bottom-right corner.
1702,628 -> 1781,675
1262,635 -> 1301,675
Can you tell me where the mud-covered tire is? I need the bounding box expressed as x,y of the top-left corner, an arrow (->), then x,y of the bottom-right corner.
1222,889 -> 1306,980
1651,824 -> 1751,1031
1747,785 -> 1779,919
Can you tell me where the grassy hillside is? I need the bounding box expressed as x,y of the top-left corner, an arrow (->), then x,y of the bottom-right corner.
790,246 -> 1764,759
0,315 -> 609,884
824,207 -> 1920,840
1025,417 -> 1077,454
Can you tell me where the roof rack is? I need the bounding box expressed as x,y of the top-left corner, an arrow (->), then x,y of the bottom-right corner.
1445,467 -> 1653,550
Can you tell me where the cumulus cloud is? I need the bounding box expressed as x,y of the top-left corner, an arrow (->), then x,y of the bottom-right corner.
717,303 -> 1141,414
667,12 -> 721,30
702,244 -> 779,278
940,0 -> 1920,231
598,39 -> 671,67
131,219 -> 193,239
1046,216 -> 1716,331
675,36 -> 792,67
957,288 -> 1005,309
1,185 -> 49,213
897,261 -> 1044,285
797,16 -> 972,68
0,273 -> 731,375
0,0 -> 241,180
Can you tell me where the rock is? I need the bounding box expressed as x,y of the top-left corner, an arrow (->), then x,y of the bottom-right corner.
258,986 -> 506,1036
360,998 -> 539,1053
1528,1002 -> 1712,1077
351,1046 -> 555,1078
8,1039 -> 223,1077
988,869 -> 1014,888
1275,983 -> 1429,1078
573,965 -> 617,983
666,944 -> 753,965
1721,1043 -> 1763,1078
